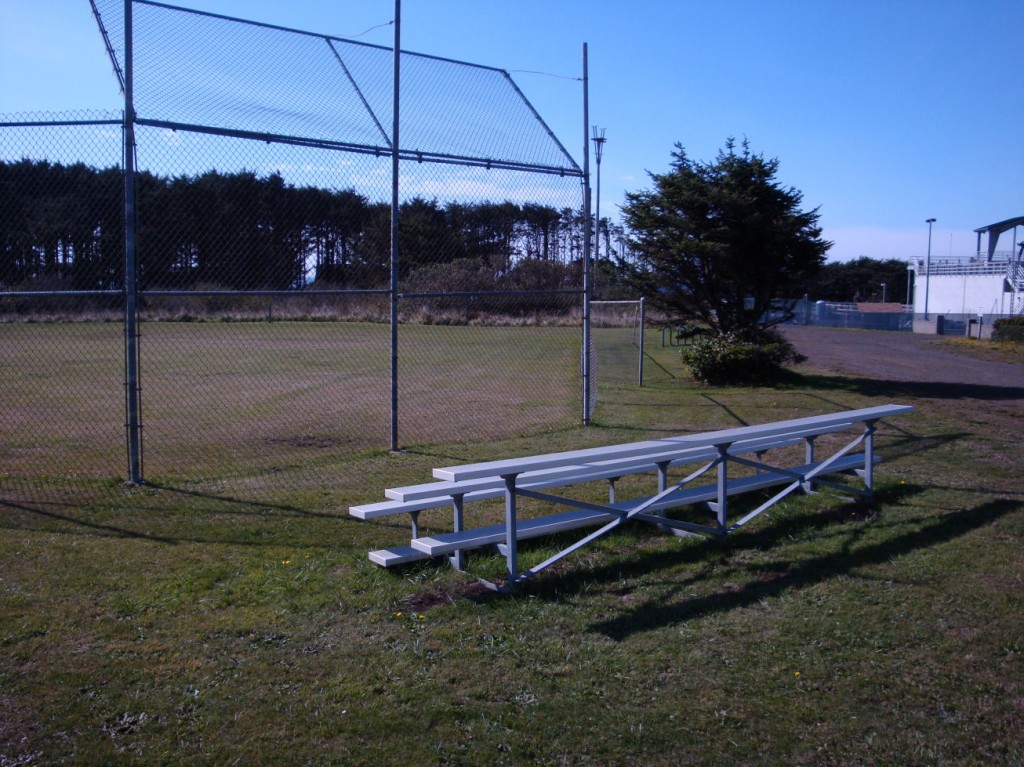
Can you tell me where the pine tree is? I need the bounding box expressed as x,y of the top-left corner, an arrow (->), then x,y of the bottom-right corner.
620,138 -> 830,338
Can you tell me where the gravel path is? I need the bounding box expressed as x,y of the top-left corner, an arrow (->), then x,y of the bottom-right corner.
780,325 -> 1024,392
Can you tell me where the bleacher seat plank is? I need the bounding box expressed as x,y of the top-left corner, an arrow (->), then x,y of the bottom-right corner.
409,454 -> 874,558
350,404 -> 914,584
432,405 -> 910,482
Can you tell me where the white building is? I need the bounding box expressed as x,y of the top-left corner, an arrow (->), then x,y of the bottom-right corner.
911,216 -> 1024,332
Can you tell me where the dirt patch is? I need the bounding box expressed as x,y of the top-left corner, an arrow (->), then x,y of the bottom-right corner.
265,435 -> 351,449
403,581 -> 494,612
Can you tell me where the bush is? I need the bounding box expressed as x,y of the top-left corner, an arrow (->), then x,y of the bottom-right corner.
682,329 -> 805,385
993,317 -> 1024,343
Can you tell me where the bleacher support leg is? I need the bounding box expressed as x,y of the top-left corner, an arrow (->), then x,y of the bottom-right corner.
715,445 -> 730,537
449,494 -> 465,571
802,436 -> 817,493
863,421 -> 876,501
502,474 -> 519,590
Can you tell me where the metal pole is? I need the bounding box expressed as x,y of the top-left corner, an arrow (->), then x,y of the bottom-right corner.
389,0 -> 401,451
638,296 -> 645,387
123,0 -> 142,484
591,126 -> 605,292
924,218 -> 935,320
715,447 -> 729,537
581,43 -> 592,426
863,420 -> 876,501
503,474 -> 519,589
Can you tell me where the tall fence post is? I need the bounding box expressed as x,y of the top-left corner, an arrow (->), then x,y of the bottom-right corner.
123,0 -> 143,483
581,42 -> 592,426
638,296 -> 645,387
389,0 -> 401,452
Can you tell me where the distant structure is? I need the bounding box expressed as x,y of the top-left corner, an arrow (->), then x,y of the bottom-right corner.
910,216 -> 1024,333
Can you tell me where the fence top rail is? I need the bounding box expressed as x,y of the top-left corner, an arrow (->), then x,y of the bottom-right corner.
90,0 -> 584,176
433,404 -> 914,482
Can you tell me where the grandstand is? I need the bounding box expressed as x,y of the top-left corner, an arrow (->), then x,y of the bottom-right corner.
910,215 -> 1023,333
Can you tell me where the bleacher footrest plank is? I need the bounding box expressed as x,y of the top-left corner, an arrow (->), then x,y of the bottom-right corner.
368,545 -> 433,567
411,508 -> 621,557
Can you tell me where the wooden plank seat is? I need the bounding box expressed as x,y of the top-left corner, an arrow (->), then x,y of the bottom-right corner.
350,404 -> 914,589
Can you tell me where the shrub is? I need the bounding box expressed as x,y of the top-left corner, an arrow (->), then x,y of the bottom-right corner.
682,328 -> 805,385
992,317 -> 1024,343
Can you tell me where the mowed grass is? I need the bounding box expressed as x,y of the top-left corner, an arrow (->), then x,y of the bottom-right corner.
1,325 -> 1023,766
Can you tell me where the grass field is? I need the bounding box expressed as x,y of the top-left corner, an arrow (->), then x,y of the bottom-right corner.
0,321 -> 582,499
1,325 -> 1022,765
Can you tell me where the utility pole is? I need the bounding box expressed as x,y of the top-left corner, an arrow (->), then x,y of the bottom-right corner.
925,218 -> 936,320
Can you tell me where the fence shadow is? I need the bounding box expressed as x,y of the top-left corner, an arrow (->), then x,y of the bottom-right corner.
0,482 -> 345,549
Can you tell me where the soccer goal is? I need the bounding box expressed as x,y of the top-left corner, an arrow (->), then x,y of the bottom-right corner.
587,298 -> 646,413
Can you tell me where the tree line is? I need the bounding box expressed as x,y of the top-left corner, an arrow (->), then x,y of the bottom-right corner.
806,257 -> 911,304
2,158 -> 907,307
0,159 -> 606,293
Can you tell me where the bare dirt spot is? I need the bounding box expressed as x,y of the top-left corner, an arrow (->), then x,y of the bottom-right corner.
403,580 -> 494,612
265,435 -> 351,449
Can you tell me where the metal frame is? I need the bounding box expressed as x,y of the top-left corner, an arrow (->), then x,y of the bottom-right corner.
428,405 -> 912,591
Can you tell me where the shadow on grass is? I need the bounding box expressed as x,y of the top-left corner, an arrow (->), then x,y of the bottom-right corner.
639,350 -> 679,381
146,482 -> 336,519
517,482 -> 921,590
0,497 -> 182,545
0,482 -> 346,547
584,495 -> 1021,641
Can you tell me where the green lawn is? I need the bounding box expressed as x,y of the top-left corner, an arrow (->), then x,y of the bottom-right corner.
1,325 -> 1022,765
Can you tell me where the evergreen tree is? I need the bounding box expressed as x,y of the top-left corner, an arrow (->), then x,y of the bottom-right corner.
620,138 -> 830,337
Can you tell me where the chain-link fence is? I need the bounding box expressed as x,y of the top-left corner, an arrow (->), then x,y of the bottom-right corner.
1,1 -> 588,507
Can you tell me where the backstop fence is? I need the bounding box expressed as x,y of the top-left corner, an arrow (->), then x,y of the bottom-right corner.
1,0 -> 591,506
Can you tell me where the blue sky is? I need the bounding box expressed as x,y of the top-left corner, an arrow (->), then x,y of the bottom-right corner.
2,0 -> 1022,262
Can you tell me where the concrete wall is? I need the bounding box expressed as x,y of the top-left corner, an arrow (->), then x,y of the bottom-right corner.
912,272 -> 1009,317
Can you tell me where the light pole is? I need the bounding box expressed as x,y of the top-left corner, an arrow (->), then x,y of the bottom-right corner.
925,218 -> 936,320
591,126 -> 606,290
881,282 -> 887,303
